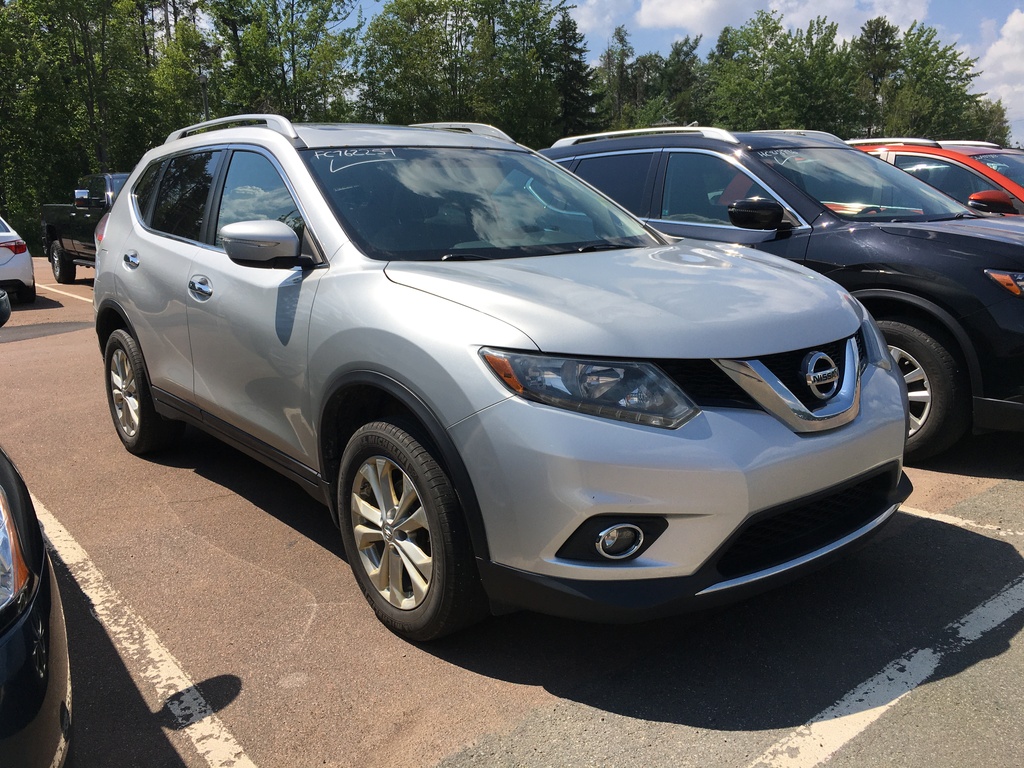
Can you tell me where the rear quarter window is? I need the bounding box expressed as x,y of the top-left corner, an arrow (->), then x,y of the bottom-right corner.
572,153 -> 656,216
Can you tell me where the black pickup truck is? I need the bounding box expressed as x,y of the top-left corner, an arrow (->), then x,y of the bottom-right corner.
41,173 -> 128,283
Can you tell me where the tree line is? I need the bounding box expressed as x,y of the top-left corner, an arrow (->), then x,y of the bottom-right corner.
0,0 -> 1010,242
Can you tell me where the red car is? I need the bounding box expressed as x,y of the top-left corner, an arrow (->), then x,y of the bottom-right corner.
850,139 -> 1024,214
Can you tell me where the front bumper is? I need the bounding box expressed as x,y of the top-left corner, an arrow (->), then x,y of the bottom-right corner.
450,359 -> 909,619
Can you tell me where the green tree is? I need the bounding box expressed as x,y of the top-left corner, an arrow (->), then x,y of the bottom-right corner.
850,17 -> 901,138
550,9 -> 599,138
788,18 -> 860,136
707,10 -> 796,130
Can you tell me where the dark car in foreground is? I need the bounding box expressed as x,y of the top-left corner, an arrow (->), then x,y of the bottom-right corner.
0,444 -> 71,766
543,128 -> 1024,460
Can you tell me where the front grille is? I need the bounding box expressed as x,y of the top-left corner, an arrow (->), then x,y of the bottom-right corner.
714,464 -> 898,579
656,359 -> 756,408
653,330 -> 863,411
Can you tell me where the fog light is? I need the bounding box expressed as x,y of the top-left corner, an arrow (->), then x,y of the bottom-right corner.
595,524 -> 644,559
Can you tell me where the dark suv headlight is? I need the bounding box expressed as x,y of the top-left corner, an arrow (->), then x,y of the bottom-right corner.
0,484 -> 30,614
481,348 -> 699,428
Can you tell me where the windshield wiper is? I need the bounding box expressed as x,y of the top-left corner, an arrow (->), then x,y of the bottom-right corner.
440,253 -> 493,261
575,241 -> 628,253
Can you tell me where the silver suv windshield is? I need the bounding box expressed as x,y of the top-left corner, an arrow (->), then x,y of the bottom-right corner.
755,147 -> 971,221
974,152 -> 1024,186
302,146 -> 660,260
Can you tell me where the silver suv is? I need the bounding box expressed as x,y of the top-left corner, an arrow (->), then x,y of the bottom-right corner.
94,115 -> 911,640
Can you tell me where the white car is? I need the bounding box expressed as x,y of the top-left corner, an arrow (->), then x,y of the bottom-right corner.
0,215 -> 35,303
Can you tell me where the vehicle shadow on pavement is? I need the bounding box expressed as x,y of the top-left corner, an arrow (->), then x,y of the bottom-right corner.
150,428 -> 347,561
909,430 -> 1024,481
51,557 -> 193,768
428,511 -> 1023,733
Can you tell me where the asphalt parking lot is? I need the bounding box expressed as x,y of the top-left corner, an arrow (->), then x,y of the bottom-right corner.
2,256 -> 1023,768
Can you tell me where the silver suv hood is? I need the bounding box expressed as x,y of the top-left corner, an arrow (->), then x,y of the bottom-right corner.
385,243 -> 862,359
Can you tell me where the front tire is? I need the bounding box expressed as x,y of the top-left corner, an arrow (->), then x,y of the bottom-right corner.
877,319 -> 970,461
104,329 -> 184,454
50,241 -> 76,284
338,419 -> 487,641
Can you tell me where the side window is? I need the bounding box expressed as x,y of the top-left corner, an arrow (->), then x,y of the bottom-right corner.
894,155 -> 998,204
151,151 -> 219,241
572,153 -> 654,215
87,176 -> 107,207
133,163 -> 162,224
214,151 -> 304,246
660,152 -> 774,226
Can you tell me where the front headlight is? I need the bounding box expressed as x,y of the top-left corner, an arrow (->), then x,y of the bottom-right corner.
481,348 -> 699,428
0,484 -> 30,611
860,312 -> 893,370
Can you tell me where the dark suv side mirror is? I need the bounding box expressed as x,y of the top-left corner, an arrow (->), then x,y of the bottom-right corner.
727,197 -> 788,230
967,189 -> 1018,215
74,189 -> 90,209
220,220 -> 301,264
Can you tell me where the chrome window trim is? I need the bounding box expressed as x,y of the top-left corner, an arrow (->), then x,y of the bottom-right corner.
648,148 -> 811,233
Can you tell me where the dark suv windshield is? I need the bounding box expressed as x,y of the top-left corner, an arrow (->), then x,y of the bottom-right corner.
302,146 -> 659,260
755,147 -> 969,221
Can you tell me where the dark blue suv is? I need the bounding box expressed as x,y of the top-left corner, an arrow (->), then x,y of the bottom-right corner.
543,128 -> 1024,460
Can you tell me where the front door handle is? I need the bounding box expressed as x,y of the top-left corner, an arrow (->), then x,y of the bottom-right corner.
188,275 -> 213,298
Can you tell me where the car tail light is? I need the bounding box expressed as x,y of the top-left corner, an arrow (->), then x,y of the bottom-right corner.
95,213 -> 110,244
2,239 -> 27,255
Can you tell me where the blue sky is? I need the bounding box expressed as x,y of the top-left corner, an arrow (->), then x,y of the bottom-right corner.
353,0 -> 1024,143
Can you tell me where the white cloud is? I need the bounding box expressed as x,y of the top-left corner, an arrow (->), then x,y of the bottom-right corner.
632,0 -> 930,39
974,9 -> 1024,141
573,0 -> 640,38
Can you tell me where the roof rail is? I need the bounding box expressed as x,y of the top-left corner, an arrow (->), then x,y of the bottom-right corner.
846,137 -> 940,147
751,129 -> 845,144
411,122 -> 516,143
165,114 -> 302,145
550,126 -> 739,148
937,140 -> 1002,149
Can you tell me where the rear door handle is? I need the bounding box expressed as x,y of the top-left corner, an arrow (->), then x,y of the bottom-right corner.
123,251 -> 139,268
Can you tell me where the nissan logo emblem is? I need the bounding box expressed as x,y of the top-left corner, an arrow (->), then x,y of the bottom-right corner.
803,351 -> 840,400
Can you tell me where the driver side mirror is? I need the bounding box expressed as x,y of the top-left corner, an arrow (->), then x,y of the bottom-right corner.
74,189 -> 90,209
220,220 -> 301,265
967,189 -> 1018,215
728,198 -> 790,231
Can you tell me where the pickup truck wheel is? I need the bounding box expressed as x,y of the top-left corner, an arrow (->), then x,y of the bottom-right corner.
338,419 -> 487,641
50,241 -> 76,284
877,319 -> 970,462
104,329 -> 184,454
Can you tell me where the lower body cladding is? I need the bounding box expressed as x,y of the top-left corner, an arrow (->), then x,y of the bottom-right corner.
0,557 -> 72,767
451,365 -> 910,622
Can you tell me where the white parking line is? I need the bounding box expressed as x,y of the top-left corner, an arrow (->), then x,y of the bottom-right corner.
37,284 -> 92,304
747,508 -> 1024,768
32,494 -> 258,768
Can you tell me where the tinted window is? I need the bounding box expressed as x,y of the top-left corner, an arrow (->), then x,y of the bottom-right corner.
573,153 -> 654,215
87,176 -> 107,204
973,152 -> 1024,186
215,151 -> 304,246
132,162 -> 162,223
303,147 -> 658,261
659,153 -> 774,225
894,155 -> 998,203
151,152 -> 219,240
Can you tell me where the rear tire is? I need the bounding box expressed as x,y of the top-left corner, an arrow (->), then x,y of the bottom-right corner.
50,241 -> 76,284
103,329 -> 184,454
338,419 -> 487,641
17,283 -> 36,303
877,319 -> 970,461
